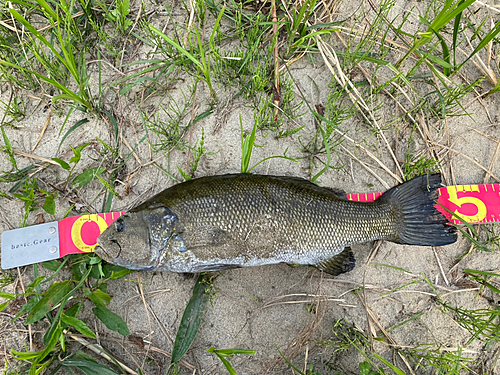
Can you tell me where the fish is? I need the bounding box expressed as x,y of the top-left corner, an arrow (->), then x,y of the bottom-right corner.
95,173 -> 457,275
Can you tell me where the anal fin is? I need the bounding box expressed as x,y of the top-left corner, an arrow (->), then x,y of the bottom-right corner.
314,247 -> 356,276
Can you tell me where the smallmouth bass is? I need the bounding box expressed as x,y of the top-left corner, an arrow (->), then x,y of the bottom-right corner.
95,174 -> 457,275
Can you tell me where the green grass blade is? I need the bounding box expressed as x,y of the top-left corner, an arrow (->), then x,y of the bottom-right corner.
240,114 -> 257,173
372,353 -> 406,375
170,274 -> 209,364
458,19 -> 500,71
9,9 -> 64,65
311,117 -> 331,182
57,119 -> 89,153
452,1 -> 465,66
464,269 -> 500,277
101,110 -> 119,145
0,60 -> 89,108
149,24 -> 203,70
1,124 -> 17,170
419,16 -> 452,75
206,346 -> 257,374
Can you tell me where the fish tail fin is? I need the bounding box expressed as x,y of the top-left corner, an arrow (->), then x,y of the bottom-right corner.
381,174 -> 457,246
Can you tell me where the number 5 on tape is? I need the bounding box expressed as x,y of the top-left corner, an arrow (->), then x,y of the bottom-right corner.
438,184 -> 498,224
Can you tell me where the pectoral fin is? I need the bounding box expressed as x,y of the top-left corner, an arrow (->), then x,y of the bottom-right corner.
314,247 -> 356,276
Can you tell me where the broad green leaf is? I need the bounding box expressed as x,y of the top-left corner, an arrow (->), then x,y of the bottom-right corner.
87,289 -> 111,306
64,302 -> 82,318
170,274 -> 209,364
62,359 -> 121,375
52,158 -> 71,171
62,314 -> 96,338
89,263 -> 104,280
0,301 -> 9,312
0,292 -> 15,299
14,296 -> 38,321
43,195 -> 55,215
13,325 -> 63,367
70,142 -> 91,165
42,259 -> 62,271
102,264 -> 134,279
72,262 -> 84,281
72,167 -> 106,188
26,280 -> 72,324
70,146 -> 82,165
92,305 -> 130,336
109,269 -> 134,279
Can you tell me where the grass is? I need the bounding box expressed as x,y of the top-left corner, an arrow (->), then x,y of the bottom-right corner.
0,0 -> 499,373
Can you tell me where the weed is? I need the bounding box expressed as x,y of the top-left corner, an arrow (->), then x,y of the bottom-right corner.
5,6 -> 95,111
108,0 -> 133,34
145,86 -> 196,153
0,96 -> 25,124
402,345 -> 474,373
52,142 -> 91,190
428,78 -> 483,120
397,0 -> 500,77
240,114 -> 297,174
465,269 -> 500,296
148,14 -> 218,100
207,347 -> 257,374
168,274 -> 210,374
12,178 -> 57,226
177,128 -> 215,181
8,254 -> 133,374
439,301 -> 500,345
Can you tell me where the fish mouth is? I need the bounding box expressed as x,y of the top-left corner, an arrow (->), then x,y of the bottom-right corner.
94,238 -> 122,263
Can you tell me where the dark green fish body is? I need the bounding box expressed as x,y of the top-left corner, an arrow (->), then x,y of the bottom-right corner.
95,174 -> 456,275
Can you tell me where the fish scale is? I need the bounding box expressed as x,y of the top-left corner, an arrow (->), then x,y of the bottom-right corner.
95,174 -> 457,275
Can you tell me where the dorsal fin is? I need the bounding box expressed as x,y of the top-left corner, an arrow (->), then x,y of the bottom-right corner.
314,247 -> 356,276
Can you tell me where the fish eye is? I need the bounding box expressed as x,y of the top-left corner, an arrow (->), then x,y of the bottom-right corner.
115,218 -> 125,232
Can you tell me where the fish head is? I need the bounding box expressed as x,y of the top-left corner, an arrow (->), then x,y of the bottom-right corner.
95,205 -> 186,270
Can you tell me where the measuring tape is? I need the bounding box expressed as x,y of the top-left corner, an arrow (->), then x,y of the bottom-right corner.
347,184 -> 500,224
1,184 -> 498,269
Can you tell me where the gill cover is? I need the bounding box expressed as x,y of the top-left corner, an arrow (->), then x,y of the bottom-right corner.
95,206 -> 184,270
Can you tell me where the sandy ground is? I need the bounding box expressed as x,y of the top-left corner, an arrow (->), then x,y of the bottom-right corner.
1,0 -> 500,373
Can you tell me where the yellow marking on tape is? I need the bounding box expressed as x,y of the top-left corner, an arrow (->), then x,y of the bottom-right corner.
456,185 -> 480,193
446,186 -> 487,223
71,215 -> 108,253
